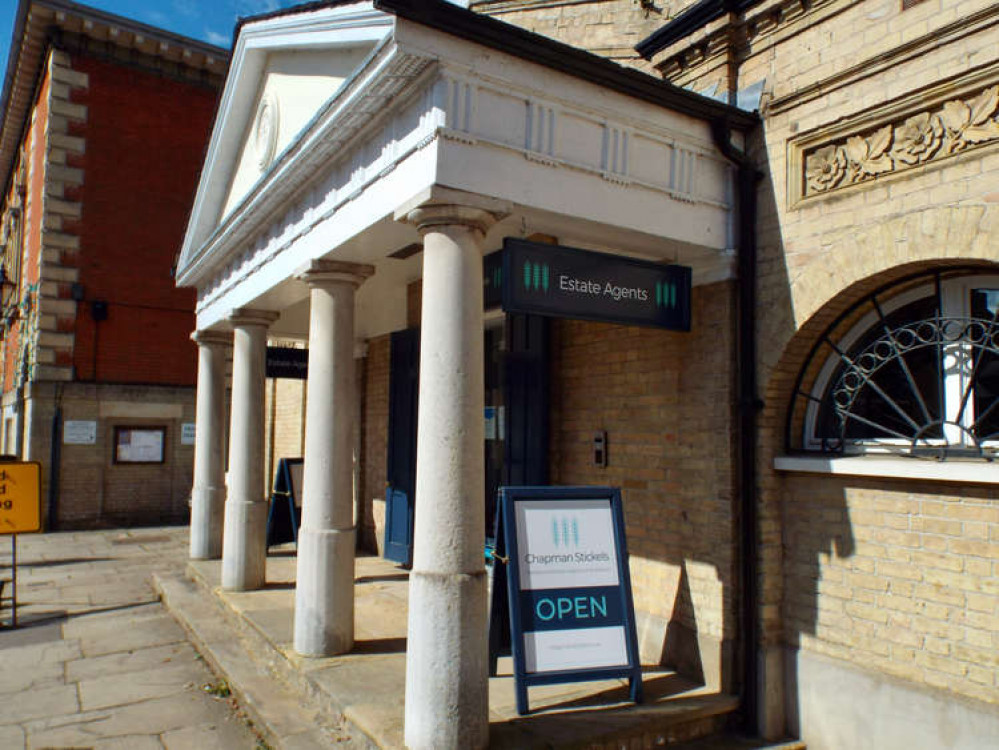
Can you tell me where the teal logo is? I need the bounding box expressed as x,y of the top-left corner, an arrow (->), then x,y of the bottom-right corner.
522,260 -> 550,293
655,280 -> 678,309
551,516 -> 580,548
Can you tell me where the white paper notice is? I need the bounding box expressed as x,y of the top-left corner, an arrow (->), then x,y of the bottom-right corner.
523,626 -> 628,673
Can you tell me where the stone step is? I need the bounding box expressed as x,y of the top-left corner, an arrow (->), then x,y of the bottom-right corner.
156,557 -> 743,749
665,735 -> 806,750
152,571 -> 364,749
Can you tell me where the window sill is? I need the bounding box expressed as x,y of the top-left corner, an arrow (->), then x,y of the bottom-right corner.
774,454 -> 999,485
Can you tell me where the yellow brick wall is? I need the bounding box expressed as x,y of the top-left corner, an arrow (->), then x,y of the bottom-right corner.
472,0 -> 664,70
642,0 -> 999,719
549,281 -> 738,683
783,476 -> 999,704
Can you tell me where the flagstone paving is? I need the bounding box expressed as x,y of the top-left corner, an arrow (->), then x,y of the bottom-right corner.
0,527 -> 262,749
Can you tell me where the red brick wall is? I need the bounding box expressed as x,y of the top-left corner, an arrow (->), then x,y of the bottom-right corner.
2,68 -> 50,393
69,53 -> 216,385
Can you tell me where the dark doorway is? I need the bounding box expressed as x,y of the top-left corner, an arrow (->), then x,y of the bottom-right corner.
383,314 -> 550,562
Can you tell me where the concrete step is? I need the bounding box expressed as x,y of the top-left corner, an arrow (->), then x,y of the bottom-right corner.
152,571 -> 365,749
664,735 -> 806,750
156,556 -> 743,749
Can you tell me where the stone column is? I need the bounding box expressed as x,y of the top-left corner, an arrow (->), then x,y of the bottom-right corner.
222,308 -> 279,591
190,330 -> 231,560
294,260 -> 374,657
401,203 -> 502,750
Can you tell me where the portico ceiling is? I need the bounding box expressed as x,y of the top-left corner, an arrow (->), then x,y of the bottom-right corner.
176,0 -> 757,338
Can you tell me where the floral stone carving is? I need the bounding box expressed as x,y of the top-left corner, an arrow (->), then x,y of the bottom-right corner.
803,85 -> 999,197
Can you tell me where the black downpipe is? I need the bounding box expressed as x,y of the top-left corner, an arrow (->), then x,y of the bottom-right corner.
47,406 -> 62,531
711,117 -> 763,735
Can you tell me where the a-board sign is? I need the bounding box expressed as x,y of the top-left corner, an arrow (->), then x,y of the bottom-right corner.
266,458 -> 304,547
0,462 -> 41,534
502,238 -> 691,331
490,486 -> 642,714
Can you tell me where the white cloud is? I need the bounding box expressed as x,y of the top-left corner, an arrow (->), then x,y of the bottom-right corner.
204,29 -> 231,47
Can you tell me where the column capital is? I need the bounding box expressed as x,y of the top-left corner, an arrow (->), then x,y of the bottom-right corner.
190,329 -> 231,347
394,186 -> 511,237
404,204 -> 503,236
228,308 -> 279,328
296,260 -> 375,288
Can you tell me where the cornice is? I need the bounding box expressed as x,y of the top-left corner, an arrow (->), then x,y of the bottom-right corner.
0,0 -> 228,203
767,2 -> 999,115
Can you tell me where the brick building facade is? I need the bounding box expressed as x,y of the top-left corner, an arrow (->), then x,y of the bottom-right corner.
178,1 -> 997,748
0,0 -> 226,528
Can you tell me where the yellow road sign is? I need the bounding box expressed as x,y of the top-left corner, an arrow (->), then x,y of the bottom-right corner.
0,462 -> 41,534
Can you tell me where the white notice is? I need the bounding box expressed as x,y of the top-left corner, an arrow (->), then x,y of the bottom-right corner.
181,423 -> 196,445
63,420 -> 97,445
524,626 -> 629,673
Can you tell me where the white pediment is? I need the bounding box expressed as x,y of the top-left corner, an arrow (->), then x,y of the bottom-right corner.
178,2 -> 392,274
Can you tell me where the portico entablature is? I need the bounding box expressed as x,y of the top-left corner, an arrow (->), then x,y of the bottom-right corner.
177,1 -> 755,335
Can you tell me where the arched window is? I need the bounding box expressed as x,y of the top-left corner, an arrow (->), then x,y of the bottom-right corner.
789,269 -> 999,459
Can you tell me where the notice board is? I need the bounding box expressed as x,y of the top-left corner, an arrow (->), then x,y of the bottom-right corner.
491,486 -> 642,714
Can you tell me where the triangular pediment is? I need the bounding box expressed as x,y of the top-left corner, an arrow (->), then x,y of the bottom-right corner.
179,2 -> 392,276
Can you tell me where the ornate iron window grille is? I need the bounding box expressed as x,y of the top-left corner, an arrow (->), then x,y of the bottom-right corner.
787,268 -> 999,460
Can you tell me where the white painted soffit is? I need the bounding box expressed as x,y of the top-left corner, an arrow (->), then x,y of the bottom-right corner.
177,2 -> 396,286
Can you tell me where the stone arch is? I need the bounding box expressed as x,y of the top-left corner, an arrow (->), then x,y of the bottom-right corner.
752,200 -> 999,737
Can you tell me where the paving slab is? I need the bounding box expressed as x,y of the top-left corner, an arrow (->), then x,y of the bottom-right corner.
66,641 -> 197,682
0,684 -> 79,726
78,659 -> 208,710
74,611 -> 188,657
0,527 -> 261,749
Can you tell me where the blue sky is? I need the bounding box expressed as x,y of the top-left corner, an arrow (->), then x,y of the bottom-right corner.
1,0 -> 300,75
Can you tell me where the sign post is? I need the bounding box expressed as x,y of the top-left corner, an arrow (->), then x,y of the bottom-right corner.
491,486 -> 643,714
0,461 -> 42,629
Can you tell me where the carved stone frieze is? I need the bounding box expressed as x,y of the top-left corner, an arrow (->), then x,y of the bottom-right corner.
800,84 -> 999,199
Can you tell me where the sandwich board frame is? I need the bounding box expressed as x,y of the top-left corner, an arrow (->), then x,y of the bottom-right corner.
491,485 -> 643,715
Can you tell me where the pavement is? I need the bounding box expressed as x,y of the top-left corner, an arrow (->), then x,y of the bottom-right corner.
2,527 -> 806,750
0,527 -> 263,749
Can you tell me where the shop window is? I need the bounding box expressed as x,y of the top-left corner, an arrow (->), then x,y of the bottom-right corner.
113,426 -> 166,464
790,270 -> 999,459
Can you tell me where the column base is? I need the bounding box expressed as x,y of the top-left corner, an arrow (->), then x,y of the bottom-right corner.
221,499 -> 268,591
294,526 -> 356,656
404,568 -> 488,750
189,484 -> 225,560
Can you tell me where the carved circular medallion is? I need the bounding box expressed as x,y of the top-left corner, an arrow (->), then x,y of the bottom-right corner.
254,93 -> 279,170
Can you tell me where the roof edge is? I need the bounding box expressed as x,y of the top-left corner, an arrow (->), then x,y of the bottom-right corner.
635,0 -> 759,61
376,0 -> 758,128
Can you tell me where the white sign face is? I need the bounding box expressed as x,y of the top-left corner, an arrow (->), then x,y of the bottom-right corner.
181,423 -> 196,445
524,626 -> 628,673
514,499 -> 620,591
513,498 -> 628,674
63,421 -> 97,445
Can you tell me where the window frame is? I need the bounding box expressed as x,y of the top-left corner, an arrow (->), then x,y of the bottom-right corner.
801,273 -> 999,458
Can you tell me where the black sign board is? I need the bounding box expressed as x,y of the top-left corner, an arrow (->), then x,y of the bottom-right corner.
266,347 -> 308,379
266,458 -> 303,547
502,238 -> 691,330
489,486 -> 643,715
